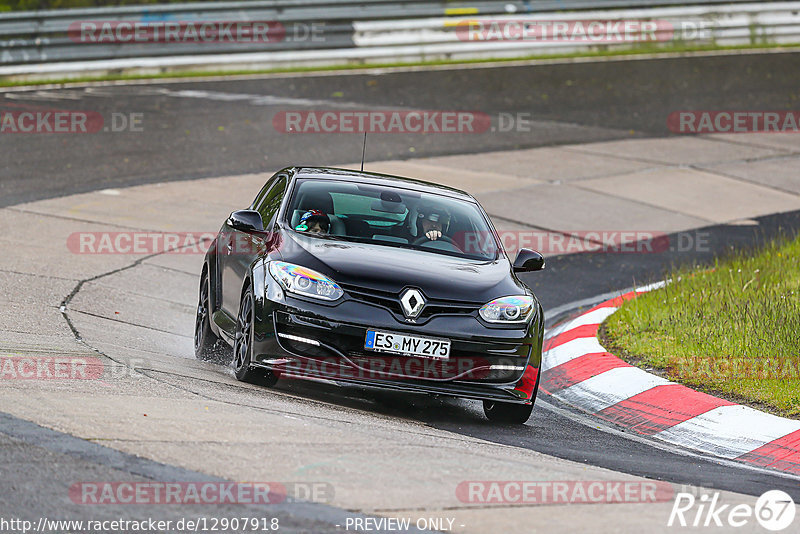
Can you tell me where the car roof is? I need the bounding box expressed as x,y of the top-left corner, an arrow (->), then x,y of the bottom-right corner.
294,167 -> 475,201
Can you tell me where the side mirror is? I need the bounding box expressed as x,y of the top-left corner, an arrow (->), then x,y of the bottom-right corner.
227,210 -> 264,233
513,248 -> 545,273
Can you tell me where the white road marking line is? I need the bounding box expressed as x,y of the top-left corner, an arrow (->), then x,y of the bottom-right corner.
553,366 -> 671,413
653,405 -> 800,459
542,336 -> 606,371
82,87 -> 127,97
544,306 -> 618,341
5,90 -> 85,101
635,280 -> 668,292
150,87 -> 367,109
567,306 -> 618,328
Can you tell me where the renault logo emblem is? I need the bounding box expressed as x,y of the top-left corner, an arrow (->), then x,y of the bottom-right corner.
399,288 -> 426,319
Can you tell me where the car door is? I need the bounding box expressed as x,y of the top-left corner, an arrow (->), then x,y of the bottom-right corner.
220,173 -> 289,317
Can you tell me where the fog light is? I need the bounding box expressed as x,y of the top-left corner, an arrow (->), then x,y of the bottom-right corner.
278,333 -> 320,346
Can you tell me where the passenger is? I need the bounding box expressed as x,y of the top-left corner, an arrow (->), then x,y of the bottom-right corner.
295,209 -> 330,235
416,203 -> 451,241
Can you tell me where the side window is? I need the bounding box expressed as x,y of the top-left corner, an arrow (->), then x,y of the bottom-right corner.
250,173 -> 280,210
250,176 -> 278,210
256,175 -> 288,230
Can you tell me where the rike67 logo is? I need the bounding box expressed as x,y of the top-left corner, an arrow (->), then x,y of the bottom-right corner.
668,490 -> 795,531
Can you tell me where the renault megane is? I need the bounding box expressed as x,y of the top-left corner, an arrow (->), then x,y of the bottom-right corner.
194,167 -> 545,423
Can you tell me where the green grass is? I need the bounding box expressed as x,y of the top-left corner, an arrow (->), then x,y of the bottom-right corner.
602,234 -> 800,418
2,41 -> 800,88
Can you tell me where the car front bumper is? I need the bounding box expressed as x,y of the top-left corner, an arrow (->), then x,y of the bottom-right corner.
251,289 -> 543,404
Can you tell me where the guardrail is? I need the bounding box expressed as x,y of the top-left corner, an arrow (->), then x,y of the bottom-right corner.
0,0 -> 798,79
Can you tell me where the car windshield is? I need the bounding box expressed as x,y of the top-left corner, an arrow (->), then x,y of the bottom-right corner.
285,178 -> 500,261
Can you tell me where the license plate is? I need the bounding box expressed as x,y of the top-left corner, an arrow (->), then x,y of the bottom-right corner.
364,330 -> 450,360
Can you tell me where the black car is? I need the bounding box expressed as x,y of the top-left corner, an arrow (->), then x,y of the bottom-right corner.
194,167 -> 545,423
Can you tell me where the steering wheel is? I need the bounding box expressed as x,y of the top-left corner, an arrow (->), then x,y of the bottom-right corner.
412,234 -> 461,250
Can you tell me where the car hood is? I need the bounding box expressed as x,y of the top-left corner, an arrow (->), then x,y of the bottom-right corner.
278,230 -> 526,302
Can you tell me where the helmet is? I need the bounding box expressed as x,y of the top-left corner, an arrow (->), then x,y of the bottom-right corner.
295,209 -> 330,232
416,203 -> 451,235
417,203 -> 450,224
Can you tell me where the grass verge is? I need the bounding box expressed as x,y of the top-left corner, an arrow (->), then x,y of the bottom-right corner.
2,42 -> 800,88
602,234 -> 800,418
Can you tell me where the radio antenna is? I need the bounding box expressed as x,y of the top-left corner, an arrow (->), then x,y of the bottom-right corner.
360,132 -> 367,172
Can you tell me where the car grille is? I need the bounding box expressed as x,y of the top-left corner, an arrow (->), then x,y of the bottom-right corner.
339,283 -> 480,320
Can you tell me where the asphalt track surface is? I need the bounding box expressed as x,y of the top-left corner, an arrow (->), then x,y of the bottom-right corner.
2,51 -> 800,528
2,50 -> 800,207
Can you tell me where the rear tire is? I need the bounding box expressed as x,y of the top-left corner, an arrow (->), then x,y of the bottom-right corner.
483,400 -> 533,424
194,269 -> 219,361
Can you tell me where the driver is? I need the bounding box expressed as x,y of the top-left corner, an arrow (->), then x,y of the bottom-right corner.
416,203 -> 451,241
295,209 -> 330,235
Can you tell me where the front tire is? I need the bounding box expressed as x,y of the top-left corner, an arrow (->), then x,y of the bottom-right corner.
233,286 -> 261,383
483,400 -> 533,424
194,269 -> 219,361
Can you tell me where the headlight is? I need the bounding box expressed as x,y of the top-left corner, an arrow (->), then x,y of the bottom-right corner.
479,295 -> 534,323
268,261 -> 343,301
